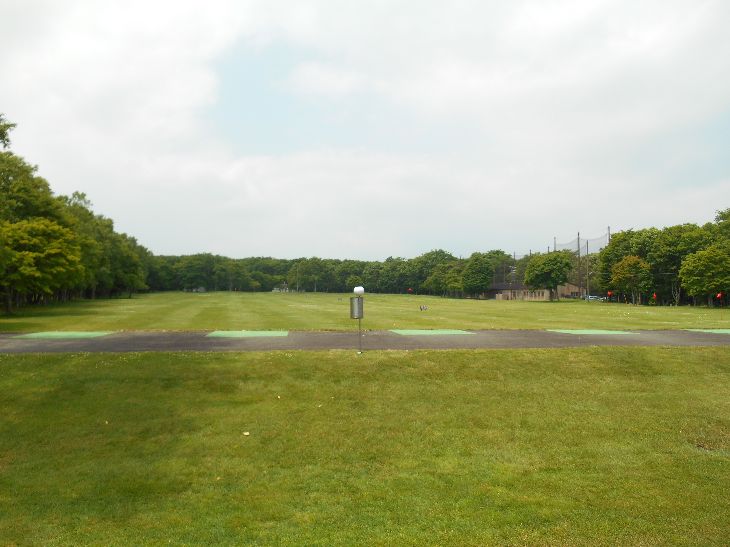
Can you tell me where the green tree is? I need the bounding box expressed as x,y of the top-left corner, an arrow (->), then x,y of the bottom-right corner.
461,252 -> 494,298
647,224 -> 712,304
409,249 -> 457,293
0,113 -> 16,149
110,233 -> 148,297
213,258 -> 253,291
345,274 -> 363,289
335,260 -> 367,292
483,250 -> 514,284
0,152 -> 65,223
176,254 -> 216,290
0,218 -> 82,313
596,229 -> 658,293
287,257 -> 333,292
422,260 -> 465,297
523,251 -> 573,301
378,257 -> 409,294
361,262 -> 382,292
610,255 -> 652,305
679,243 -> 730,307
714,208 -> 730,242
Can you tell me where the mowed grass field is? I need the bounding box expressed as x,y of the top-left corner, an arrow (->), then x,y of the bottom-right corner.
1,291 -> 729,332
1,347 -> 729,544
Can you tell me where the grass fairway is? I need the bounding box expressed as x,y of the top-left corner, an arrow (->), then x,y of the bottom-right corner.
1,291 -> 729,332
1,348 -> 728,544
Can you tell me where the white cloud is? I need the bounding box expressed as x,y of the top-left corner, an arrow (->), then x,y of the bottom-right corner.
289,62 -> 366,96
1,0 -> 728,259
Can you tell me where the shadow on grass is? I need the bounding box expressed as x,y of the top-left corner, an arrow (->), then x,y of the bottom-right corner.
0,353 -> 199,542
0,301 -> 109,332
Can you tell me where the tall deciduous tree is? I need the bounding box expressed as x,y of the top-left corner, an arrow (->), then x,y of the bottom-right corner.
647,224 -> 712,304
0,113 -> 16,149
0,152 -> 65,224
523,251 -> 573,301
0,218 -> 82,312
596,228 -> 658,293
610,255 -> 652,305
461,252 -> 494,298
679,243 -> 730,307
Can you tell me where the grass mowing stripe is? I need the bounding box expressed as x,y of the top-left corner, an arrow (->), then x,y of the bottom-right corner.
685,329 -> 730,334
14,331 -> 113,339
206,330 -> 289,338
390,329 -> 473,335
547,329 -> 635,335
2,292 -> 729,332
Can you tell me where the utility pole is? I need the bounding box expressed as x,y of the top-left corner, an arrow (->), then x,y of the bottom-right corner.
577,232 -> 582,297
585,241 -> 589,296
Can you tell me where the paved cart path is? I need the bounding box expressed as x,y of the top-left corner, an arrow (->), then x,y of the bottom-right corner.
1,329 -> 730,353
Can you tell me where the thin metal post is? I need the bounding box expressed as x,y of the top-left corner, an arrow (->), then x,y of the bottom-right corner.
586,241 -> 589,296
358,317 -> 362,353
577,232 -> 581,296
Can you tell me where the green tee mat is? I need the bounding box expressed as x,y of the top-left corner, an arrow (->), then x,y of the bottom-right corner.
547,329 -> 634,335
390,329 -> 473,336
684,329 -> 730,334
206,331 -> 289,338
14,331 -> 114,339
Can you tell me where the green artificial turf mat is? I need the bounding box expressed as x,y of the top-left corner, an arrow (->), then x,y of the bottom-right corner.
14,331 -> 113,339
390,329 -> 473,336
207,330 -> 289,338
548,329 -> 634,335
684,329 -> 730,334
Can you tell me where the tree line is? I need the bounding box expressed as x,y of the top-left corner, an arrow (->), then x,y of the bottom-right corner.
595,215 -> 730,306
141,211 -> 730,307
2,114 -> 728,311
1,115 -> 149,313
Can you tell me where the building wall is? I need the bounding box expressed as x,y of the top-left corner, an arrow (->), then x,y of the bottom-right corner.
493,283 -> 584,301
495,289 -> 549,301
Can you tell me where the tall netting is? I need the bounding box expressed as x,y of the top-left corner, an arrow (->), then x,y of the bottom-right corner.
504,231 -> 611,262
496,230 -> 611,293
553,231 -> 610,255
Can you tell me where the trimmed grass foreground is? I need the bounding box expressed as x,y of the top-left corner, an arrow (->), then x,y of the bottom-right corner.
1,347 -> 728,544
1,291 -> 729,332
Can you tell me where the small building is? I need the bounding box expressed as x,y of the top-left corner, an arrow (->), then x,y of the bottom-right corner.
487,282 -> 584,301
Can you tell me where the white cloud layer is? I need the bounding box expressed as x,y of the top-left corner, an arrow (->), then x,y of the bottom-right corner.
1,0 -> 728,259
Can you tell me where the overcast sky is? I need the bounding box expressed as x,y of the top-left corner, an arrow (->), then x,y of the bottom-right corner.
1,1 -> 729,260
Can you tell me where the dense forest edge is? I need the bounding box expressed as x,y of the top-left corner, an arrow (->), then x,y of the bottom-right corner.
2,114 -> 729,313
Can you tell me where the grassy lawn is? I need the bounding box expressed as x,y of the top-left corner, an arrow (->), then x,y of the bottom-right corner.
1,348 -> 728,544
1,292 -> 729,332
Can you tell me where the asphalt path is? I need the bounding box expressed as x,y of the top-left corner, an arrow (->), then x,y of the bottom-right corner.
1,329 -> 729,353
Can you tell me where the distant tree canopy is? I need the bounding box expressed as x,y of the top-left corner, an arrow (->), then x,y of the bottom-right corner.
593,209 -> 729,305
679,242 -> 730,306
2,114 -> 729,311
461,253 -> 495,298
610,255 -> 652,305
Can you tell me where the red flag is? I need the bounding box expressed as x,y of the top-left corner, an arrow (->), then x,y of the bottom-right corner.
653,292 -> 657,300
717,292 -> 723,299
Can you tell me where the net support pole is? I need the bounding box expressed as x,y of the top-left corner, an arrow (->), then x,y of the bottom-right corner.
358,317 -> 362,353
